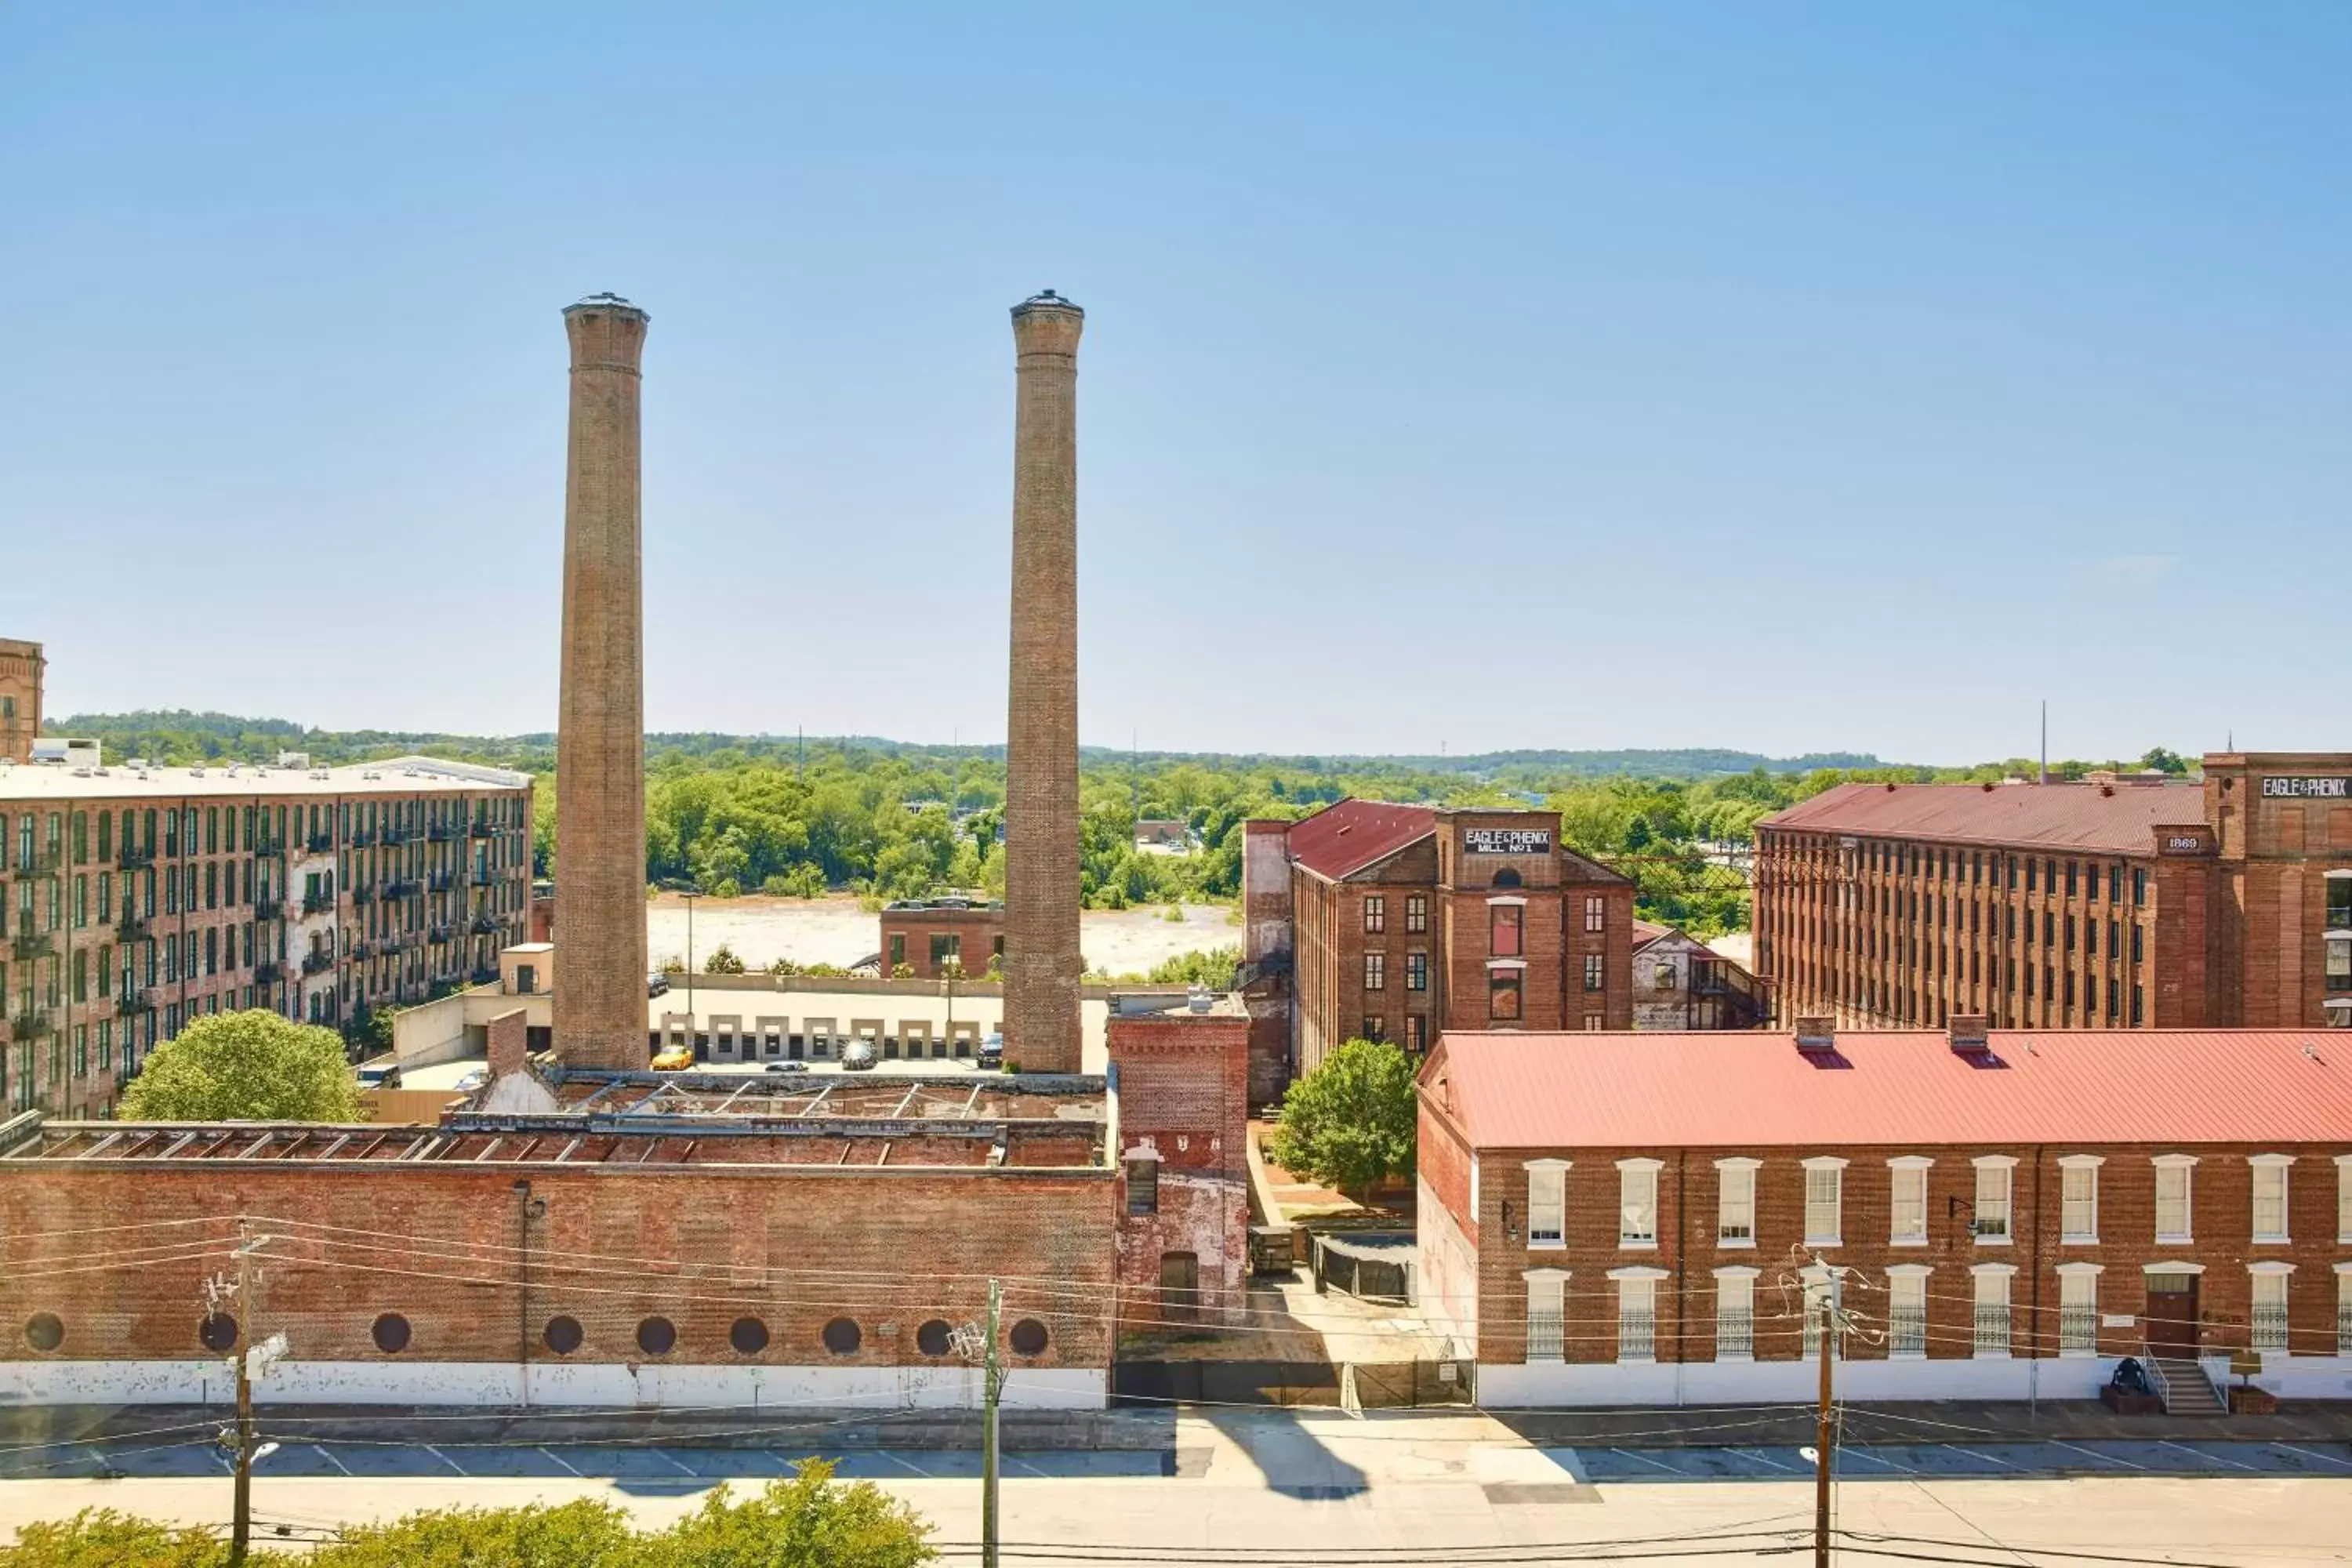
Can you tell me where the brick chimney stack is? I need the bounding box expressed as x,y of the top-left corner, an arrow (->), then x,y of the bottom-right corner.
1003,291 -> 1084,1073
553,293 -> 652,1069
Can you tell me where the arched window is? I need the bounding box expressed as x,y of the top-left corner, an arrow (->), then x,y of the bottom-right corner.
1492,867 -> 1522,889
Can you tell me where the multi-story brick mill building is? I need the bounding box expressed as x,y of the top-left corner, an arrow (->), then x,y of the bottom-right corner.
0,754 -> 533,1116
0,640 -> 42,767
1417,1019 -> 2352,1409
1240,802 -> 1635,1086
1752,753 -> 2352,1033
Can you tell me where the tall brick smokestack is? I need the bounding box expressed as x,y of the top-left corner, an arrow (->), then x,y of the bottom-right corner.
1003,290 -> 1084,1074
554,292 -> 651,1069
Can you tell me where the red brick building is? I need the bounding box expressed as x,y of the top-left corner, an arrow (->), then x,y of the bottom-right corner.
0,639 -> 42,767
1108,997 -> 1251,1329
1241,802 -> 1635,1084
0,757 -> 534,1118
878,895 -> 1006,980
1417,1021 -> 2352,1408
1753,753 -> 2352,1033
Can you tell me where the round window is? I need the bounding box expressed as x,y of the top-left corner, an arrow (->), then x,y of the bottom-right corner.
543,1316 -> 583,1356
24,1313 -> 63,1353
371,1314 -> 411,1354
729,1317 -> 769,1355
1008,1318 -> 1049,1357
636,1316 -> 677,1356
198,1312 -> 239,1353
821,1317 -> 862,1356
916,1319 -> 952,1357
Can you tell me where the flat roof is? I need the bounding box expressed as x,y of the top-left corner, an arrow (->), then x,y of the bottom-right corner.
0,754 -> 528,802
1423,1028 -> 2352,1151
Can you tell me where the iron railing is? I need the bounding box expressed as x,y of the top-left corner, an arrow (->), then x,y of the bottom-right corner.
1526,1310 -> 1563,1363
2060,1304 -> 2096,1355
1618,1309 -> 1656,1363
1973,1305 -> 2011,1356
2251,1305 -> 2289,1352
1890,1305 -> 1927,1356
2338,1305 -> 2352,1357
118,844 -> 154,869
1716,1306 -> 1753,1359
11,931 -> 53,960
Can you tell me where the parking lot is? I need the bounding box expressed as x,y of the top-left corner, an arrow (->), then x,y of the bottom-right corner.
1572,1436 -> 2352,1483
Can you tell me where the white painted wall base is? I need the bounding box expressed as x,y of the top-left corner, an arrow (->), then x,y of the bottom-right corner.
0,1360 -> 1106,1410
1479,1356 -> 2126,1407
2247,1353 -> 2352,1402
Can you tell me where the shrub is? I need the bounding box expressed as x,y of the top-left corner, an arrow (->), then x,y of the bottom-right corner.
119,1011 -> 360,1123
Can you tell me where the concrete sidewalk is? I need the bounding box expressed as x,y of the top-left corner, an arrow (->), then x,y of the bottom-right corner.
1489,1397 -> 2352,1447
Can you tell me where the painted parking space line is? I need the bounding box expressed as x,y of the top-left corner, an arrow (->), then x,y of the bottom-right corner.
539,1446 -> 583,1477
1606,1446 -> 1689,1476
1835,1446 -> 1916,1475
310,1443 -> 351,1476
2049,1439 -> 2144,1472
2264,1443 -> 2352,1472
1945,1444 -> 2020,1472
1728,1447 -> 1804,1474
2159,1440 -> 2259,1473
420,1443 -> 468,1476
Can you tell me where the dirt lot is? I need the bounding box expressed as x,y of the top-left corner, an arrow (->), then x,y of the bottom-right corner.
646,893 -> 1240,975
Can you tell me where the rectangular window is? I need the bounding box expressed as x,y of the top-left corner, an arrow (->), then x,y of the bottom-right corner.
2061,1161 -> 2100,1243
928,932 -> 960,967
1406,951 -> 1428,992
1974,1160 -> 2013,1241
1618,1163 -> 1659,1247
2339,1157 -> 2352,1243
1617,1276 -> 1657,1363
2252,1160 -> 2290,1243
1490,903 -> 1522,956
2154,1159 -> 2194,1242
1715,1273 -> 1755,1359
1489,968 -> 1522,1022
1889,1272 -> 1927,1357
1405,895 -> 1427,934
1584,895 -> 1604,935
1973,1270 -> 2013,1357
1361,1015 -> 1385,1042
1125,1156 -> 1158,1215
1363,896 -> 1385,935
2132,868 -> 2147,906
2060,1271 -> 2096,1356
1803,1163 -> 1843,1245
1363,952 -> 1385,991
1526,1163 -> 1566,1248
1717,1163 -> 1755,1244
1583,953 -> 1603,992
2251,1271 -> 2289,1352
1889,1162 -> 1929,1244
1406,1014 -> 1428,1053
1525,1272 -> 1565,1362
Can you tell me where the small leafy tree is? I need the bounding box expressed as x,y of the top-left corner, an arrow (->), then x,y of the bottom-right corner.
308,1498 -> 637,1568
0,1509 -> 226,1567
641,1464 -> 935,1567
1269,1037 -> 1418,1200
706,942 -> 747,975
119,1011 -> 360,1123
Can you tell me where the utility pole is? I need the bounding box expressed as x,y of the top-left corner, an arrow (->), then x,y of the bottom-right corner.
681,887 -> 701,1051
223,1225 -> 279,1568
1811,1271 -> 1841,1568
982,1276 -> 1003,1568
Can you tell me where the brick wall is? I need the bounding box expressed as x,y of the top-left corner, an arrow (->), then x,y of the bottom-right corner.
1108,1007 -> 1250,1327
878,909 -> 1005,980
0,640 -> 41,767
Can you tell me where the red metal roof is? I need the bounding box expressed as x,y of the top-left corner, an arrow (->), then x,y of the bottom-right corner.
1424,1029 -> 2352,1150
1761,781 -> 2205,855
1284,800 -> 1436,880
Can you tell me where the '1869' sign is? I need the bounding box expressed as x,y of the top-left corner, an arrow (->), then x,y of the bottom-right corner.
2261,777 -> 2349,800
1463,827 -> 1551,855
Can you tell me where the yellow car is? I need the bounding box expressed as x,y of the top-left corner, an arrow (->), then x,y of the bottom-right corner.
651,1047 -> 695,1072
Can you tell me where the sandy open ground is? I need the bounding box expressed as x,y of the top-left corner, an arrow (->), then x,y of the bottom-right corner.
646,894 -> 1240,976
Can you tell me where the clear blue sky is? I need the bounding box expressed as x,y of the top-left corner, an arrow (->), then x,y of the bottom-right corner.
3,3 -> 2344,764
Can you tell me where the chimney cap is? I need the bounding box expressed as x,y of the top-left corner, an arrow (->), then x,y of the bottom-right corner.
564,292 -> 649,321
1013,288 -> 1083,317
1948,1014 -> 1992,1052
1794,1014 -> 1836,1051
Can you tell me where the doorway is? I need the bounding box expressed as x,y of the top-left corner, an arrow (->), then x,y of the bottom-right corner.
2144,1271 -> 2199,1359
1159,1251 -> 1200,1324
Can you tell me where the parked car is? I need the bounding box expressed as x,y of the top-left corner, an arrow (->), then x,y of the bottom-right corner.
978,1030 -> 1004,1069
355,1060 -> 401,1090
453,1069 -> 488,1093
764,1060 -> 809,1074
840,1039 -> 878,1073
647,971 -> 671,998
651,1046 -> 695,1071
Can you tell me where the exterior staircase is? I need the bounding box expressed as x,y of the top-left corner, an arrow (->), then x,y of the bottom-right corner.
2151,1356 -> 2227,1415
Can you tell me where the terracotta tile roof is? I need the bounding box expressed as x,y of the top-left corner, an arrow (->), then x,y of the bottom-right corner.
1761,781 -> 2205,855
1424,1029 -> 2352,1150
1284,800 -> 1436,880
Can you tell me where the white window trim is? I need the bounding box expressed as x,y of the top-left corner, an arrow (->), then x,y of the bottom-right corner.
1485,895 -> 1529,907
1610,1268 -> 1666,1365
1524,1158 -> 1569,1252
1802,1156 -> 1847,1247
1969,1261 -> 2017,1361
2153,1153 -> 2198,1245
1884,1263 -> 1931,1359
1715,1157 -> 1760,1249
1970,1154 -> 2018,1248
2249,1153 -> 2296,1245
2247,1260 -> 2297,1276
2058,1154 -> 2103,1246
1712,1265 -> 1759,1363
1617,1157 -> 1664,1251
2140,1261 -> 2206,1276
2055,1261 -> 2103,1359
1486,956 -> 1528,971
2337,1154 -> 2352,1246
1886,1156 -> 1933,1247
1522,1268 -> 1569,1365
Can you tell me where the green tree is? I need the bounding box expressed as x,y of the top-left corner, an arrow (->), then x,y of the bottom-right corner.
2139,746 -> 2189,775
641,1464 -> 936,1568
0,1509 -> 226,1568
1268,1037 -> 1418,1200
118,1011 -> 360,1122
308,1499 -> 639,1568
